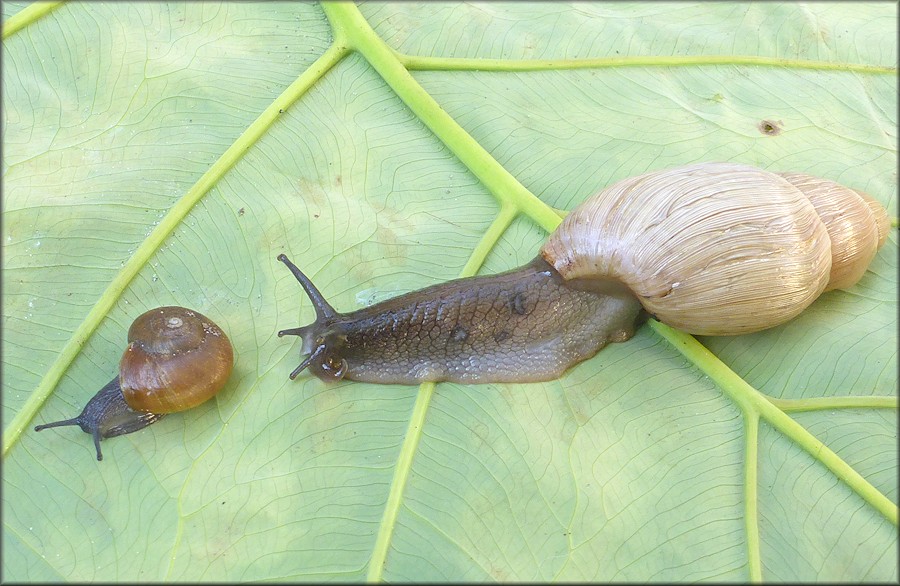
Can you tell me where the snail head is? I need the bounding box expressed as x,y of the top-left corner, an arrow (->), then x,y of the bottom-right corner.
276,254 -> 349,381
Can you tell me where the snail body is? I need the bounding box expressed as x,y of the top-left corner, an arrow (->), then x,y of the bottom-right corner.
278,162 -> 889,385
278,255 -> 643,384
34,306 -> 234,460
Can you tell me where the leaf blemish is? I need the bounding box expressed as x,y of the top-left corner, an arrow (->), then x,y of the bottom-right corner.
758,119 -> 784,136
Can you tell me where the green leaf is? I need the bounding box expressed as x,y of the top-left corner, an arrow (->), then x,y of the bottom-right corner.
2,2 -> 896,582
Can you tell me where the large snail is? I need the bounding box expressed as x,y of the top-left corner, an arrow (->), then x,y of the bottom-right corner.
34,306 -> 234,460
277,162 -> 890,385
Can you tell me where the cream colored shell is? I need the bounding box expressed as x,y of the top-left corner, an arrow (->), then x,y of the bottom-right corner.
779,173 -> 887,291
540,161 -> 886,336
778,172 -> 888,290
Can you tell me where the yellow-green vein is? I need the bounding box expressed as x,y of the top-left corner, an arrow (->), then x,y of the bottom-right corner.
1,0 -> 63,39
365,204 -> 521,581
2,42 -> 350,459
650,320 -> 899,526
366,382 -> 435,581
768,395 -> 898,412
398,54 -> 897,75
321,2 -> 560,234
459,203 -> 519,276
325,4 -> 899,578
744,411 -> 762,582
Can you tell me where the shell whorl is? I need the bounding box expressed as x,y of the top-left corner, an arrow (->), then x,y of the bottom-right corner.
120,306 -> 234,413
778,172 -> 888,291
540,162 -> 888,336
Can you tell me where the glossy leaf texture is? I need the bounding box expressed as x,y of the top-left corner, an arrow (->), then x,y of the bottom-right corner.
2,2 -> 896,582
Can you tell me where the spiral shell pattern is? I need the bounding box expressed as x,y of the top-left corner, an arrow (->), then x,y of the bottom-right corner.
541,162 -> 888,336
778,172 -> 889,291
119,306 -> 234,413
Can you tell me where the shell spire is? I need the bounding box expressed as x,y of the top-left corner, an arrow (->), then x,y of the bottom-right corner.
778,172 -> 889,291
541,162 -> 888,336
120,306 -> 234,413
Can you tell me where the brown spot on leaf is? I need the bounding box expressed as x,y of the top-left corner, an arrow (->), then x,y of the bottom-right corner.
758,119 -> 784,136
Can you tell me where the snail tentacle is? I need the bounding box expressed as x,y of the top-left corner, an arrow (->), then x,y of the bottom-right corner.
34,307 -> 232,461
276,162 -> 888,384
277,254 -> 337,320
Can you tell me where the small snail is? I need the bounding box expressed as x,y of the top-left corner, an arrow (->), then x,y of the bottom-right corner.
277,162 -> 890,385
34,306 -> 234,460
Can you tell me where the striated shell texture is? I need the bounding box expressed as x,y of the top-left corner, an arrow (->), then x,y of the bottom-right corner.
778,172 -> 889,291
540,161 -> 880,336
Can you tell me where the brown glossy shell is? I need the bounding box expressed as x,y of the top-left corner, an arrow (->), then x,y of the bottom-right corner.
540,162 -> 887,336
119,306 -> 234,413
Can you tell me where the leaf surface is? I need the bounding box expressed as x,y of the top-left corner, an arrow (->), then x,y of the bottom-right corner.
2,2 -> 896,582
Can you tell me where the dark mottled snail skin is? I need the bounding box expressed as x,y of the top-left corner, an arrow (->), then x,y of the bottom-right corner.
34,306 -> 234,460
278,162 -> 889,386
33,378 -> 163,461
277,254 -> 644,384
